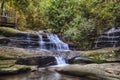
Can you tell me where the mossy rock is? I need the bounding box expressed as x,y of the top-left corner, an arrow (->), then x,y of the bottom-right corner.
0,27 -> 21,37
78,47 -> 120,63
0,27 -> 38,37
0,60 -> 16,68
0,65 -> 31,75
0,46 -> 31,60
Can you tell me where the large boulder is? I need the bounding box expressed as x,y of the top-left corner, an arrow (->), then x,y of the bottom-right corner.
56,63 -> 120,80
77,47 -> 120,63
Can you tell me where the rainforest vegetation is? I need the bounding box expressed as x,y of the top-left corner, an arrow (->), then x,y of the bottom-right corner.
0,0 -> 120,50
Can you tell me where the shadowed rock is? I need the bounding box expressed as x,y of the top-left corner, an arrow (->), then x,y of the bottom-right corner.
16,56 -> 57,67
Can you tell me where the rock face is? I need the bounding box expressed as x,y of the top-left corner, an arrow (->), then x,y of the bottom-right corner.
16,56 -> 57,67
94,27 -> 120,49
0,46 -> 32,75
56,63 -> 120,80
0,27 -> 70,51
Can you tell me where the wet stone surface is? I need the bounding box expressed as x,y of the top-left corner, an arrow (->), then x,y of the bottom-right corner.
0,69 -> 90,80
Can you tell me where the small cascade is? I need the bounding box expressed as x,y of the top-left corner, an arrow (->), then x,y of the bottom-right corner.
27,33 -> 31,49
46,33 -> 69,51
55,56 -> 66,65
27,32 -> 70,51
94,27 -> 120,48
36,32 -> 45,49
11,32 -> 70,51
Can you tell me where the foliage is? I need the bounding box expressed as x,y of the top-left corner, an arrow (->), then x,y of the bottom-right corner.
0,0 -> 120,49
44,0 -> 79,33
64,17 -> 95,49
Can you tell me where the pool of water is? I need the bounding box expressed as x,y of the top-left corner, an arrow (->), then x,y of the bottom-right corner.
0,69 -> 90,80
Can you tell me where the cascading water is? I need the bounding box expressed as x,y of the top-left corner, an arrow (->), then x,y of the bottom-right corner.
94,27 -> 120,48
55,56 -> 66,65
36,32 -> 45,49
46,33 -> 69,51
3,31 -> 70,65
34,32 -> 70,51
36,33 -> 69,65
27,33 -> 31,49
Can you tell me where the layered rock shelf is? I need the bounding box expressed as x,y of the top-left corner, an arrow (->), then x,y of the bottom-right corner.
0,27 -> 70,51
94,27 -> 120,49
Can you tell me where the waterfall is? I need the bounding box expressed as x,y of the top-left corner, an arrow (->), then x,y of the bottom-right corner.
94,27 -> 120,48
27,33 -> 31,49
46,33 -> 69,51
37,32 -> 45,50
35,33 -> 70,51
55,56 -> 66,65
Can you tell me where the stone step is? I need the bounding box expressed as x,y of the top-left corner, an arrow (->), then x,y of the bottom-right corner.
98,36 -> 120,39
94,40 -> 118,43
102,32 -> 120,36
0,37 -> 10,45
94,42 -> 120,47
96,38 -> 120,41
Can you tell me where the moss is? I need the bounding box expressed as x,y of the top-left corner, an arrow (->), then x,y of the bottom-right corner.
78,47 -> 120,63
0,27 -> 21,37
0,46 -> 31,60
0,65 -> 31,74
0,46 -> 32,75
0,60 -> 16,68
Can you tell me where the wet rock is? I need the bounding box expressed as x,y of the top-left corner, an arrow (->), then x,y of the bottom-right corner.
0,37 -> 10,45
68,56 -> 94,64
16,56 -> 57,67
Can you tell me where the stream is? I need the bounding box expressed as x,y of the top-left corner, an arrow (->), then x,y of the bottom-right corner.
0,69 -> 82,80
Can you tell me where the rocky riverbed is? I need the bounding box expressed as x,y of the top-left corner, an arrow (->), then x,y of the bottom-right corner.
0,27 -> 120,80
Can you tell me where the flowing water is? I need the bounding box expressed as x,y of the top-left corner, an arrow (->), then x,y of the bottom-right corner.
36,32 -> 69,65
0,70 -> 85,80
55,56 -> 66,65
37,33 -> 45,49
25,32 -> 70,51
45,33 -> 69,51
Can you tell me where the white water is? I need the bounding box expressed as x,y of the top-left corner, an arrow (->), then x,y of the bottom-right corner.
94,27 -> 119,48
55,56 -> 66,65
107,27 -> 116,33
37,33 -> 45,49
27,33 -> 31,48
26,32 -> 69,65
46,33 -> 69,51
